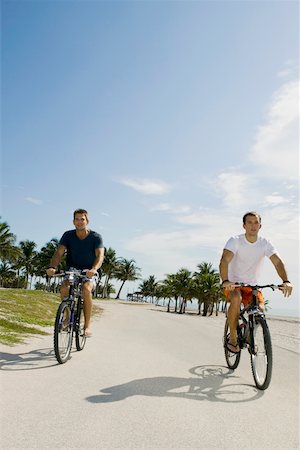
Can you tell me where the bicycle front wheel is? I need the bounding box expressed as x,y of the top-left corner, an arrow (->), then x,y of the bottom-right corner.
224,319 -> 241,370
75,301 -> 86,351
54,301 -> 73,364
250,316 -> 272,390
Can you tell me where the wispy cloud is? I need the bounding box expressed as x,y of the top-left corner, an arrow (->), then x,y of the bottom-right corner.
264,193 -> 289,206
125,202 -> 298,281
213,171 -> 250,207
277,60 -> 297,79
25,197 -> 43,205
250,79 -> 299,180
118,178 -> 171,195
101,212 -> 110,217
124,211 -> 241,278
150,202 -> 191,214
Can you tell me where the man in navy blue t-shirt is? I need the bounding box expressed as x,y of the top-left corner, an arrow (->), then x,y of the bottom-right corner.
46,209 -> 105,337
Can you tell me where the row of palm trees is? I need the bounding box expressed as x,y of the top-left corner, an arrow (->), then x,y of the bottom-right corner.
0,218 -> 224,313
136,263 -> 225,316
0,219 -> 141,299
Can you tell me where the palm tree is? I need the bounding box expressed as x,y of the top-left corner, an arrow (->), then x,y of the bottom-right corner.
194,262 -> 215,277
38,238 -> 60,268
115,258 -> 141,299
0,219 -> 21,261
0,262 -> 15,287
34,238 -> 65,290
138,275 -> 157,303
173,268 -> 194,314
193,263 -> 222,316
101,247 -> 119,298
95,282 -> 116,299
18,240 -> 37,289
154,283 -> 170,306
162,273 -> 180,312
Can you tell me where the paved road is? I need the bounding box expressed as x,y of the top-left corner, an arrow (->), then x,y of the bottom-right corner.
1,301 -> 299,450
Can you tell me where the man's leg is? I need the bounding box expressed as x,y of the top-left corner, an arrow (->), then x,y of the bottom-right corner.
60,281 -> 70,299
60,281 -> 70,328
227,290 -> 242,352
82,281 -> 93,336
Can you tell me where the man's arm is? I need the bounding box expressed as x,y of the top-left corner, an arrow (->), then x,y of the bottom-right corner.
46,245 -> 66,276
269,254 -> 293,297
219,249 -> 234,288
86,247 -> 105,277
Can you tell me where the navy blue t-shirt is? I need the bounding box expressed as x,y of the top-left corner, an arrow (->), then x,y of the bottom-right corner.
59,230 -> 103,270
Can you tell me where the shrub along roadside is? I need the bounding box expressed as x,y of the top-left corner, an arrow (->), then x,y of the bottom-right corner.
0,289 -> 61,345
0,288 -> 102,346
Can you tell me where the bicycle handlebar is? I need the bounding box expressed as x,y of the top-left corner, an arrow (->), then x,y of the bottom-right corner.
233,283 -> 282,291
47,269 -> 92,280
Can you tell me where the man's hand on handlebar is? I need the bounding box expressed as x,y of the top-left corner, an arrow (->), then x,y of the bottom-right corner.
279,282 -> 293,298
46,267 -> 56,277
85,268 -> 97,278
221,280 -> 237,291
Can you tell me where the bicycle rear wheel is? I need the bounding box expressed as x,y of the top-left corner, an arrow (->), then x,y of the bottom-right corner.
224,319 -> 241,370
250,316 -> 272,390
54,301 -> 73,364
75,300 -> 86,351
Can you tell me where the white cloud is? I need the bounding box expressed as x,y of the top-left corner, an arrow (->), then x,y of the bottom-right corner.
277,60 -> 297,79
213,171 -> 250,207
250,79 -> 299,180
101,212 -> 110,217
118,178 -> 171,195
25,197 -> 42,205
150,202 -> 191,214
264,194 -> 289,206
124,210 -> 241,274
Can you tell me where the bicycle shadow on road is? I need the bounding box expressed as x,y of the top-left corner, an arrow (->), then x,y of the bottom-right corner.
0,348 -> 62,370
86,365 -> 263,404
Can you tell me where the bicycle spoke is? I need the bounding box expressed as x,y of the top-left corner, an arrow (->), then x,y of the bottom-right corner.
54,302 -> 73,364
223,319 -> 241,370
250,317 -> 272,390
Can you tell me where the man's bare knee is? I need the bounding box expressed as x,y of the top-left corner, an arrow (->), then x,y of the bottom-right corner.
82,282 -> 93,298
60,281 -> 70,298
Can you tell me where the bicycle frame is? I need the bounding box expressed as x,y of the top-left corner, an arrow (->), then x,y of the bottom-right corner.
224,283 -> 280,389
238,287 -> 265,352
53,269 -> 88,363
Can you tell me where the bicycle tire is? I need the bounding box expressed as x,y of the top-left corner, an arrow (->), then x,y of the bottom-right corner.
54,301 -> 73,364
75,300 -> 86,351
223,319 -> 241,370
250,316 -> 272,390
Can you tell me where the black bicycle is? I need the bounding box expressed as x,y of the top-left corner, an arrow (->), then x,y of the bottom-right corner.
53,270 -> 88,364
223,284 -> 280,390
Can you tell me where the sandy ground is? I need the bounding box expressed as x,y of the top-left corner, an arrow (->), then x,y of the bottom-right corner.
267,315 -> 300,354
153,303 -> 300,354
0,301 -> 299,450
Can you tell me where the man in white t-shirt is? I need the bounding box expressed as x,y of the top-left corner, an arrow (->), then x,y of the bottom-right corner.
219,211 -> 293,353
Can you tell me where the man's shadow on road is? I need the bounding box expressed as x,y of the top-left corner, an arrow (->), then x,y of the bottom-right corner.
86,365 -> 263,404
0,348 -> 68,370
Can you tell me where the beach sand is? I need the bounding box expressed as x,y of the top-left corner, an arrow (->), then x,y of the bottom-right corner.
267,315 -> 300,354
155,304 -> 300,355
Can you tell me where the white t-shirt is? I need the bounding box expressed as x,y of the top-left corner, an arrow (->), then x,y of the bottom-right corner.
224,234 -> 278,285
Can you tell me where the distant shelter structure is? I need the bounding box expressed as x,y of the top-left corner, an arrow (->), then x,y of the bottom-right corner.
127,292 -> 144,302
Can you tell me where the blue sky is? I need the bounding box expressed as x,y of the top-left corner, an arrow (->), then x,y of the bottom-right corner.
1,1 -> 299,315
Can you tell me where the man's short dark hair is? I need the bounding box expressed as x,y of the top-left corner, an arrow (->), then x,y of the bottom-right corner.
73,209 -> 88,220
243,211 -> 261,225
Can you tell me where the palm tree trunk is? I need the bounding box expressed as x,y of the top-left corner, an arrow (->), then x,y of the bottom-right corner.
116,280 -> 126,299
174,296 -> 178,313
102,274 -> 110,298
198,300 -> 202,315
